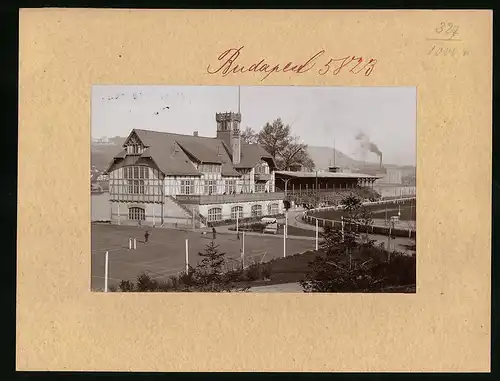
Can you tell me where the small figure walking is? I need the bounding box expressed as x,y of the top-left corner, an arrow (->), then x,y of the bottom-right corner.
144,230 -> 150,243
212,227 -> 217,240
236,231 -> 240,240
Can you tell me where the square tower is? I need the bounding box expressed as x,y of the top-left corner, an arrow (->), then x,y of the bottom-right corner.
216,112 -> 242,164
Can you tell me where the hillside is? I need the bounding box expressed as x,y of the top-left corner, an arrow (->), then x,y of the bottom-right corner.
91,137 -> 126,171
305,146 -> 360,169
90,136 -> 415,176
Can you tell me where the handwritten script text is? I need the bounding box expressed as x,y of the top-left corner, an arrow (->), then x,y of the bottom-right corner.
207,47 -> 378,81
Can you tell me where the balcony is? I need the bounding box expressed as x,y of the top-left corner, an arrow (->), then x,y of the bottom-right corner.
254,173 -> 271,181
176,192 -> 285,205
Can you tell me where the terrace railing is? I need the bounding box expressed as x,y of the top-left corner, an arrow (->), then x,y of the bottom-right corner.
175,192 -> 285,205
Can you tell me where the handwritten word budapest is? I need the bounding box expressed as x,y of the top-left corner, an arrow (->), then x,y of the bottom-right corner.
206,47 -> 378,81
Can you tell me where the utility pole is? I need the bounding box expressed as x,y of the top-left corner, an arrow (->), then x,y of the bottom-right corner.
238,86 -> 241,114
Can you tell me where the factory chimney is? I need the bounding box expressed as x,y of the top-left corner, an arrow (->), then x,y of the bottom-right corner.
379,153 -> 383,169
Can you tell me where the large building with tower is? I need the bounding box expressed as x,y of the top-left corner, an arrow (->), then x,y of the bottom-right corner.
103,110 -> 388,227
105,111 -> 285,227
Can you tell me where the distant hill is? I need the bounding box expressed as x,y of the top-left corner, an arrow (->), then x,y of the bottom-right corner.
91,136 -> 126,171
90,136 -> 416,176
306,146 -> 360,169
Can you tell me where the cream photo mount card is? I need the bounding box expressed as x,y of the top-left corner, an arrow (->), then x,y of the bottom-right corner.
18,9 -> 492,372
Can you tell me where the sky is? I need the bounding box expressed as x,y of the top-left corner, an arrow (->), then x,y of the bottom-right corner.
91,85 -> 416,166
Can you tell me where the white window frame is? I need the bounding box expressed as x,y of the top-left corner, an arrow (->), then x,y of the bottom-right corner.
231,206 -> 244,220
180,179 -> 194,195
225,179 -> 235,194
268,203 -> 279,215
251,204 -> 262,217
207,207 -> 222,222
128,207 -> 145,220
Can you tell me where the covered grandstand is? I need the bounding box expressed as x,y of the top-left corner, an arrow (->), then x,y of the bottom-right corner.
275,168 -> 382,207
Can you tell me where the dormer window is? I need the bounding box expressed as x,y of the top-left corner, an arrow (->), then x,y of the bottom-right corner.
125,133 -> 144,155
127,144 -> 143,154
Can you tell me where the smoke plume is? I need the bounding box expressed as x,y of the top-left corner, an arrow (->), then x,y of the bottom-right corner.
355,131 -> 382,157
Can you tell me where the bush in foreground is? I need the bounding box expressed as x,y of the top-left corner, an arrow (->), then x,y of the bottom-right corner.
300,195 -> 416,293
113,241 -> 256,292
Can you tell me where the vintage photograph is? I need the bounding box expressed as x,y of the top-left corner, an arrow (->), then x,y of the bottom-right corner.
91,85 -> 416,293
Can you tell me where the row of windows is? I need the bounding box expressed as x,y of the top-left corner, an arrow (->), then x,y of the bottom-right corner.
199,164 -> 222,173
179,179 -> 237,195
127,204 -> 280,222
207,203 -> 279,222
254,162 -> 269,174
178,179 -> 263,195
114,180 -> 268,195
123,166 -> 149,179
127,144 -> 144,154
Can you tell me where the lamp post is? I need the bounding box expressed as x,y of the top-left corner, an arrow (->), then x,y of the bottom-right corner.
283,178 -> 291,197
315,170 -> 319,207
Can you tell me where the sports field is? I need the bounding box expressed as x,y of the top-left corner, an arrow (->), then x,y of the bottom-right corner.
312,200 -> 417,222
91,224 -> 317,290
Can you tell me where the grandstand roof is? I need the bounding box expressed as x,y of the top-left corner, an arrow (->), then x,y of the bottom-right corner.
275,171 -> 381,179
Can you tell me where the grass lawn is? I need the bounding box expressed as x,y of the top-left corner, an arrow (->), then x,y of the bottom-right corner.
91,223 -> 316,290
241,248 -> 416,292
312,200 -> 417,222
284,225 -> 316,238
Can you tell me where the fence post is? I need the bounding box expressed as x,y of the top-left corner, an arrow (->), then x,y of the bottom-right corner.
133,238 -> 137,250
185,239 -> 189,274
104,251 -> 109,293
315,219 -> 319,251
129,238 -> 132,250
283,223 -> 286,258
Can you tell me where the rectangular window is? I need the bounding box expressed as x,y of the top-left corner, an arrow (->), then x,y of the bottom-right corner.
127,180 -> 145,194
255,183 -> 266,193
225,180 -> 235,194
204,180 -> 217,195
251,205 -> 263,217
180,180 -> 194,195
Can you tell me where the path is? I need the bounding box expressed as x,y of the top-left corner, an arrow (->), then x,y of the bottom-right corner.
284,209 -> 415,253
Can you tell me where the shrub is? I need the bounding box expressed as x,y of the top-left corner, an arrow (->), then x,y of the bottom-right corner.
118,280 -> 135,292
136,272 -> 160,292
301,194 -> 416,293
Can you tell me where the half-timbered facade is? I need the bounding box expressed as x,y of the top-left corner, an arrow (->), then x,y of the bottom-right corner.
105,111 -> 285,227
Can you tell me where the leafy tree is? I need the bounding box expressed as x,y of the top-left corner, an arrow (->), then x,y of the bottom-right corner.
240,126 -> 258,144
300,195 -> 379,292
256,118 -> 315,171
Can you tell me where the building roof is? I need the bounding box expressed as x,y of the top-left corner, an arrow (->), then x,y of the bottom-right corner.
275,171 -> 381,179
236,143 -> 275,169
106,129 -> 273,176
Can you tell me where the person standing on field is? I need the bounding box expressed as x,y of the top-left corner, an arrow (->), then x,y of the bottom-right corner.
144,230 -> 150,243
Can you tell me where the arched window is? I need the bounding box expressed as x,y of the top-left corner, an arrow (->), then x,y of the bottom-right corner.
231,206 -> 243,220
207,207 -> 222,222
267,203 -> 279,216
251,204 -> 262,218
128,207 -> 145,220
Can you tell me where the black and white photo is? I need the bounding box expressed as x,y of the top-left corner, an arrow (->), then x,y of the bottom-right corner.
91,85 -> 416,293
